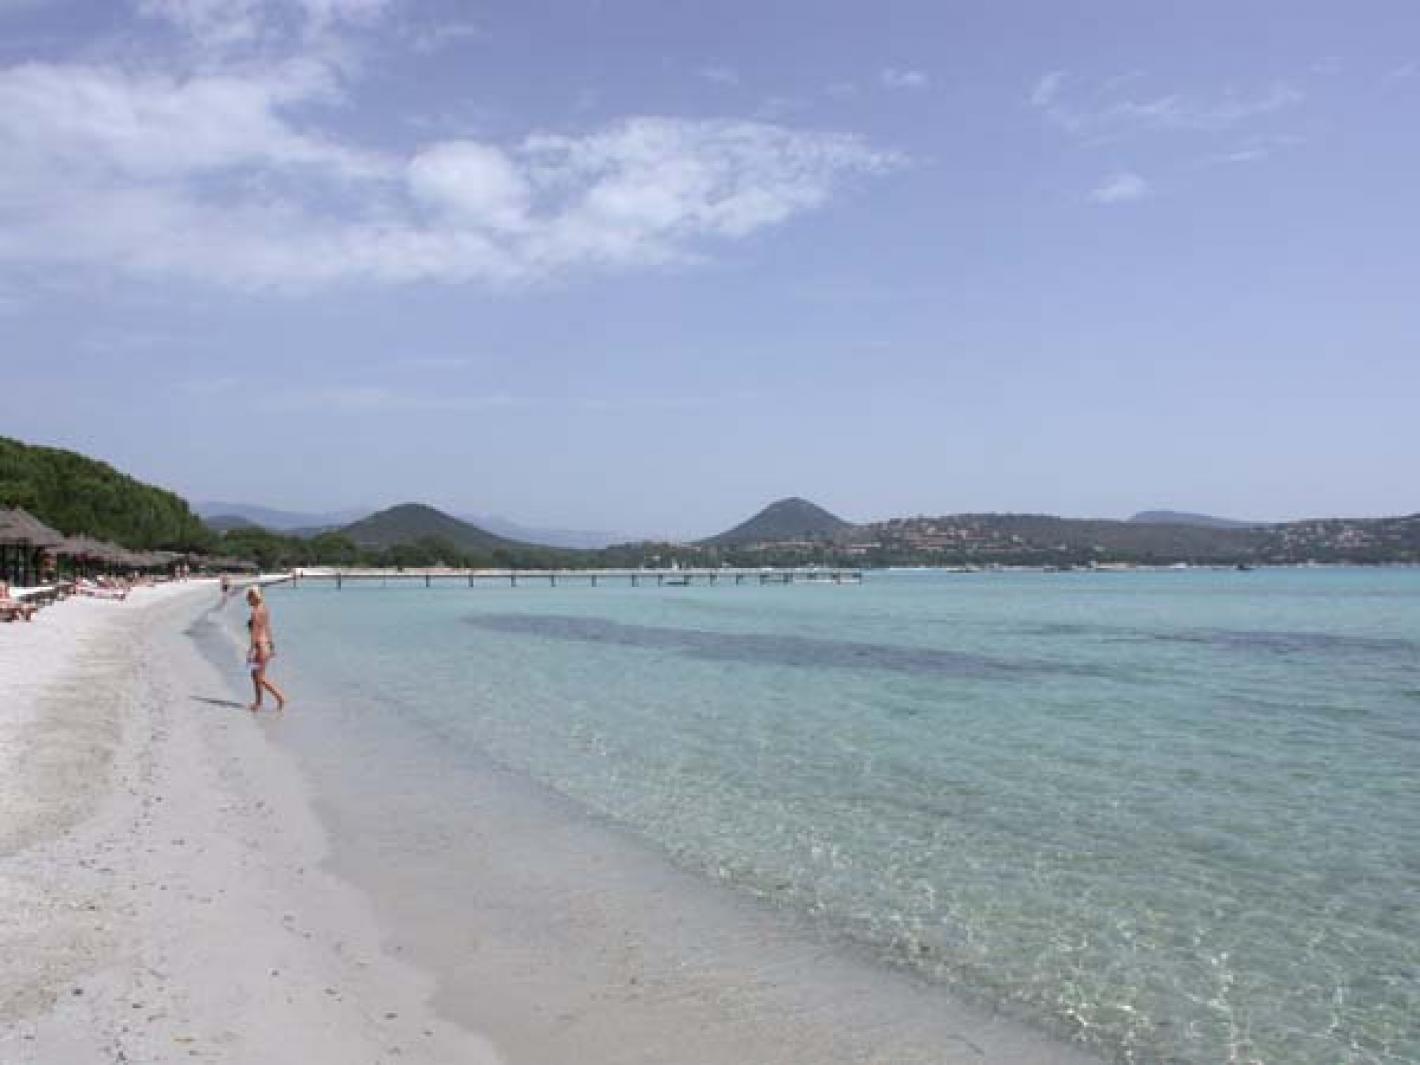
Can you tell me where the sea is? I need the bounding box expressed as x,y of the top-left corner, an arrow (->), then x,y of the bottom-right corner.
199,568 -> 1419,1065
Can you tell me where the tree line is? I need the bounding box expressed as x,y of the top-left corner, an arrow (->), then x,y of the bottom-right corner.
0,436 -> 213,550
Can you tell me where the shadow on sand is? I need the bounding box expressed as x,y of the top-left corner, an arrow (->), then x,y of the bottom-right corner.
190,695 -> 246,710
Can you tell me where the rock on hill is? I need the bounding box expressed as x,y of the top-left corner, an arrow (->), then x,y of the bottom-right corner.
339,503 -> 527,553
703,497 -> 851,546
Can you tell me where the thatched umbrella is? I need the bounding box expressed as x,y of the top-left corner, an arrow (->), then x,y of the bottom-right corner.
55,535 -> 137,576
0,506 -> 63,586
55,535 -> 110,576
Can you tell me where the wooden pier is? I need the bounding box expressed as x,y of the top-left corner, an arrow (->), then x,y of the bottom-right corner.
285,567 -> 863,589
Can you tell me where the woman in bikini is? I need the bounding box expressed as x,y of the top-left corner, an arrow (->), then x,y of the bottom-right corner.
245,585 -> 288,712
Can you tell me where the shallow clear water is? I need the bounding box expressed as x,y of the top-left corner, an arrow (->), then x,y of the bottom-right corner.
247,569 -> 1419,1064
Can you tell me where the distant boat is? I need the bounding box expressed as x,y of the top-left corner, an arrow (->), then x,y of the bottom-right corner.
1236,563 -> 1255,571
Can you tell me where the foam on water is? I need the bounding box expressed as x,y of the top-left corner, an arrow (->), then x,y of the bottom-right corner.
233,569 -> 1419,1065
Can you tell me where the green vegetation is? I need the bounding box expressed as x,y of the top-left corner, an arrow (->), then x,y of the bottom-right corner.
701,497 -> 850,546
0,436 -> 213,550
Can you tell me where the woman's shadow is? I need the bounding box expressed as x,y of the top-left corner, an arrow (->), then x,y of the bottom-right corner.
190,695 -> 247,710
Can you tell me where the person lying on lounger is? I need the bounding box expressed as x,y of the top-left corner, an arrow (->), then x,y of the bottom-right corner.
75,576 -> 129,600
0,581 -> 38,622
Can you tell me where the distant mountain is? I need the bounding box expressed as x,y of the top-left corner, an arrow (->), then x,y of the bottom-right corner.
204,514 -> 260,533
1129,510 -> 1262,530
456,513 -> 628,550
195,501 -> 369,532
703,497 -> 851,546
340,503 -> 527,553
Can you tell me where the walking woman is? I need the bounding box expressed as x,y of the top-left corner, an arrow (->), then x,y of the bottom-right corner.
245,585 -> 288,712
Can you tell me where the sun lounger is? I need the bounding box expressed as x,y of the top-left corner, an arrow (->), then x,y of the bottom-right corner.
75,579 -> 128,601
0,582 -> 38,621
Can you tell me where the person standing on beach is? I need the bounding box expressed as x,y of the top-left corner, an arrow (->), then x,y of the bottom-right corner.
245,586 -> 288,712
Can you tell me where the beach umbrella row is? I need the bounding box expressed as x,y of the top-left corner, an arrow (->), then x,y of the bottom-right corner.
0,507 -> 196,583
1,506 -> 265,582
58,541 -> 185,571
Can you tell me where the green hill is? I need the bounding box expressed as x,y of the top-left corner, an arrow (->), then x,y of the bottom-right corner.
704,497 -> 851,546
340,503 -> 527,553
0,436 -> 212,550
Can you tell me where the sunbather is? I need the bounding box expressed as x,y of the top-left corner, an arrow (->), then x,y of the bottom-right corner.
0,581 -> 37,622
75,576 -> 128,600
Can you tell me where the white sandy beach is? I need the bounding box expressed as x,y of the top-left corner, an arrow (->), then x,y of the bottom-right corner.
0,583 -> 499,1064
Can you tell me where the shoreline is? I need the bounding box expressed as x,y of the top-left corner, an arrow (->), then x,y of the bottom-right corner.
213,587 -> 1105,1065
0,583 -> 499,1063
3,581 -> 1103,1064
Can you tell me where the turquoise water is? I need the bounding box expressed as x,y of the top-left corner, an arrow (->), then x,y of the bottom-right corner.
245,569 -> 1418,1064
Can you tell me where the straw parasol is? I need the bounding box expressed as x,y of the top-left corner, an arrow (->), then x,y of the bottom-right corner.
54,534 -> 135,573
0,506 -> 63,586
55,534 -> 114,560
0,507 -> 62,547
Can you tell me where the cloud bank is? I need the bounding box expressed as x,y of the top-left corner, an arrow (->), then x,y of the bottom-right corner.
0,1 -> 900,290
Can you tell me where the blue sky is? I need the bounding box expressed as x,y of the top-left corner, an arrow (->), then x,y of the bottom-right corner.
2,0 -> 1416,537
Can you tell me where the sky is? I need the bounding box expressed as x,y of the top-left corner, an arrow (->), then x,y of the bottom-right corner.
1,0 -> 1416,538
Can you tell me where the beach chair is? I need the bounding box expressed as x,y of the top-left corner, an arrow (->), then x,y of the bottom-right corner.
0,581 -> 37,622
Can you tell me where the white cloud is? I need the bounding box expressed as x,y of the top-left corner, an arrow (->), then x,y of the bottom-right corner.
406,20 -> 482,54
0,59 -> 899,287
1036,77 -> 1303,138
139,0 -> 390,51
1211,147 -> 1268,165
697,65 -> 740,87
881,68 -> 928,90
1391,62 -> 1417,80
1029,70 -> 1066,107
1197,135 -> 1303,167
1088,171 -> 1149,204
0,60 -> 381,181
520,119 -> 901,257
408,141 -> 531,232
0,6 -> 901,290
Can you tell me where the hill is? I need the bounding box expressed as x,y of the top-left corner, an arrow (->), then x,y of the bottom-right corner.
195,501 -> 369,531
1129,510 -> 1260,529
340,503 -> 527,553
0,436 -> 211,549
703,498 -> 851,546
860,511 -> 1420,565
